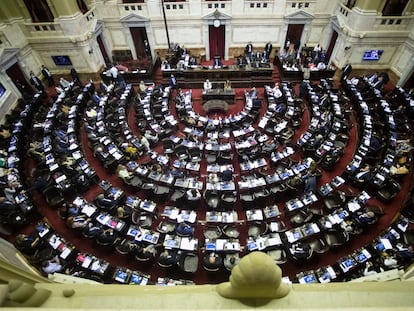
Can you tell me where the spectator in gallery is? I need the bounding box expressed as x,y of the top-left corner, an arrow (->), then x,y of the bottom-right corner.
203,79 -> 212,91
29,71 -> 45,93
41,65 -> 54,87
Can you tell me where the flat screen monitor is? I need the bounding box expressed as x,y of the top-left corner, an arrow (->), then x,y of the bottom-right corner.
52,55 -> 72,66
0,83 -> 6,97
362,50 -> 383,61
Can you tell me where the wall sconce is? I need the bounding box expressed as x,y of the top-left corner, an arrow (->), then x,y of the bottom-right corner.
344,46 -> 351,51
88,49 -> 94,54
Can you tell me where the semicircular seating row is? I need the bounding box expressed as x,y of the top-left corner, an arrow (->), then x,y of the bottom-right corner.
5,74 -> 414,284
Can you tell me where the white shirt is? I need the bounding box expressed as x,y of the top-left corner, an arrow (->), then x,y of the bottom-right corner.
204,80 -> 212,90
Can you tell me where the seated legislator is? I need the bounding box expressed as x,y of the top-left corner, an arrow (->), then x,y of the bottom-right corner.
138,80 -> 148,94
41,255 -> 63,275
203,79 -> 213,91
213,56 -> 223,68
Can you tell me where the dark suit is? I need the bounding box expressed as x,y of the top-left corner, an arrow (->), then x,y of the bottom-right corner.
213,57 -> 222,67
30,74 -> 44,92
265,42 -> 272,60
341,64 -> 352,80
41,66 -> 54,86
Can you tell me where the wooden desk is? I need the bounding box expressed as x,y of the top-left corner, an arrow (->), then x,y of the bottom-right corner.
162,64 -> 273,88
203,100 -> 229,113
202,89 -> 235,104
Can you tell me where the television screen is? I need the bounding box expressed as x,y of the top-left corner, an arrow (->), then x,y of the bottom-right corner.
362,50 -> 383,61
0,83 -> 6,97
52,55 -> 72,66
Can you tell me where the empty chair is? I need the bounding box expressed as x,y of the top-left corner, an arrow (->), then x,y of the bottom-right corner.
153,185 -> 171,203
204,190 -> 220,209
206,151 -> 218,164
222,225 -> 240,239
157,220 -> 176,234
248,221 -> 269,238
42,186 -> 64,207
170,189 -> 186,203
376,178 -> 401,202
290,209 -> 314,227
162,138 -> 175,155
204,225 -> 222,240
240,192 -> 255,209
323,191 -> 346,211
221,191 -> 237,209
218,151 -> 233,164
179,252 -> 199,273
305,238 -> 330,254
323,228 -> 350,248
174,144 -> 188,161
267,248 -> 287,265
188,147 -> 202,162
132,211 -> 153,228
254,188 -> 271,204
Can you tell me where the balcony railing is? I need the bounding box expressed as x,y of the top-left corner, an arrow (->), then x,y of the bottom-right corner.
374,15 -> 414,30
22,21 -> 64,38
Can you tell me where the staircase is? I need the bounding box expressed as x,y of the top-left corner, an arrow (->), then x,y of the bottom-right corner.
272,65 -> 281,84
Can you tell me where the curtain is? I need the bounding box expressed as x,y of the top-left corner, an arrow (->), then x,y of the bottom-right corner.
209,25 -> 225,60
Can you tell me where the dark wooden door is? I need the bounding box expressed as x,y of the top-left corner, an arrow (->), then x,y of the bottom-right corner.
6,63 -> 35,96
97,34 -> 110,65
130,27 -> 148,59
286,24 -> 304,50
325,30 -> 338,64
209,25 -> 225,60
